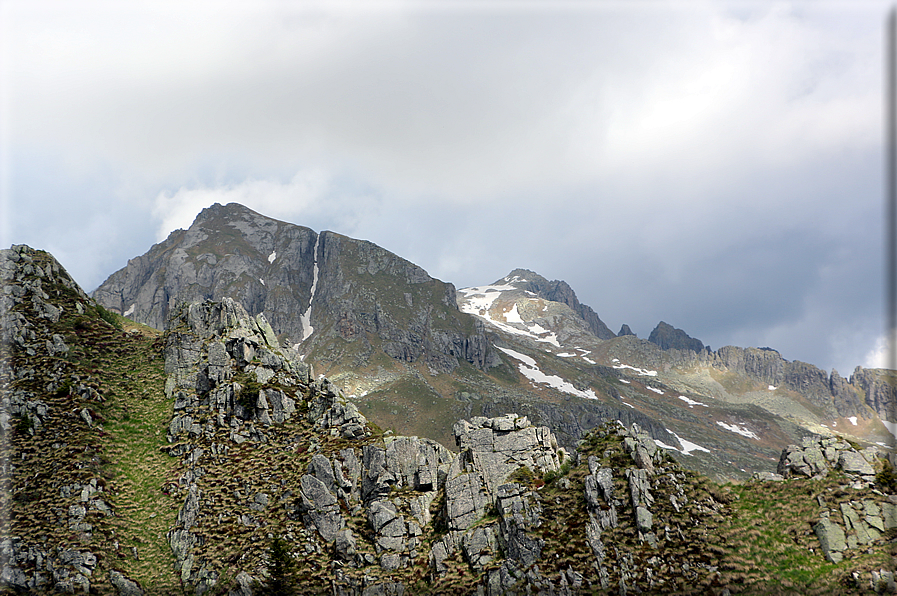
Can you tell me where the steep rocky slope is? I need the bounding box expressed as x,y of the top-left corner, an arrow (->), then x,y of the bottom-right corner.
3,245 -> 897,594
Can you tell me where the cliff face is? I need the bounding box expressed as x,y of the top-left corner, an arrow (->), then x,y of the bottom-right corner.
849,366 -> 897,422
91,203 -> 318,337
306,231 -> 497,375
708,346 -> 877,419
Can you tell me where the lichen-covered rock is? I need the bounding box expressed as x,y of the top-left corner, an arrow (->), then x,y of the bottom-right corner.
778,435 -> 883,481
109,570 -> 144,596
495,483 -> 543,567
838,451 -> 875,476
814,518 -> 847,563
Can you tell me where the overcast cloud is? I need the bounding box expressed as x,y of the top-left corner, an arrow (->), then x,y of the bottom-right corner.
1,0 -> 892,376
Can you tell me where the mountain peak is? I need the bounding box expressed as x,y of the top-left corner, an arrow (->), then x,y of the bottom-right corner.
195,201 -> 259,221
647,321 -> 706,353
491,269 -> 615,340
494,268 -> 549,287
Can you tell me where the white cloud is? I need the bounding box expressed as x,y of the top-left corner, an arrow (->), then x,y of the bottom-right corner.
2,0 -> 889,378
864,330 -> 897,371
6,2 -> 884,203
150,169 -> 373,241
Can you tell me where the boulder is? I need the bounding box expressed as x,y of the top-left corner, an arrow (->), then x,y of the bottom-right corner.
813,518 -> 847,563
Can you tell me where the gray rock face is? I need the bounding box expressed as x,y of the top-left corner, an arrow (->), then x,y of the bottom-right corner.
495,483 -> 543,567
838,451 -> 875,476
617,324 -> 636,337
164,297 -> 310,444
777,435 -> 880,480
159,296 -> 382,590
451,414 -> 561,499
92,202 -> 497,376
851,367 -> 897,422
814,518 -> 847,563
109,571 -> 144,596
710,346 -> 879,419
648,321 -> 705,353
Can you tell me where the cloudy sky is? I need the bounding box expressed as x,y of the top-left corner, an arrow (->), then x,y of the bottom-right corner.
1,0 -> 893,375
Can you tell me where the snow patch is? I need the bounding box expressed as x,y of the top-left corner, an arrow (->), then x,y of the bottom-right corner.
268,250 -> 277,263
582,357 -> 596,364
619,379 -> 630,384
883,420 -> 897,440
768,385 -> 776,391
558,352 -> 575,357
504,303 -> 524,323
123,304 -> 135,317
300,237 -> 320,341
646,386 -> 664,395
716,421 -> 759,440
677,395 -> 708,408
622,402 -> 635,408
496,346 -> 598,400
659,429 -> 711,456
848,416 -> 858,426
612,362 -> 657,376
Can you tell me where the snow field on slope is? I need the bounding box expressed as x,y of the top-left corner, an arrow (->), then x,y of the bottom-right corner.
884,420 -> 897,440
459,286 -> 560,347
715,421 -> 759,440
656,429 -> 711,456
496,346 -> 598,400
610,358 -> 657,376
678,395 -> 708,408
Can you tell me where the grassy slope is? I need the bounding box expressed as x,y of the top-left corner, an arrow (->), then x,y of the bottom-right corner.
2,249 -> 182,593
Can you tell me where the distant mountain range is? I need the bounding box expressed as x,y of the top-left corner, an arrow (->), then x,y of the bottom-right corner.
92,202 -> 896,481
3,221 -> 897,594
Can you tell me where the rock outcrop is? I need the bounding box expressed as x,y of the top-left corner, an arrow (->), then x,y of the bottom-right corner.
777,435 -> 886,481
776,434 -> 897,564
648,321 -> 706,353
708,346 -> 882,420
617,324 -> 636,337
156,296 -> 766,594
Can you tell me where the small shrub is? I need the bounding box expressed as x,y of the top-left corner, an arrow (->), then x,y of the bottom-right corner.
54,380 -> 72,398
509,466 -> 535,485
15,412 -> 34,435
876,459 -> 897,493
262,536 -> 297,595
95,304 -> 123,330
